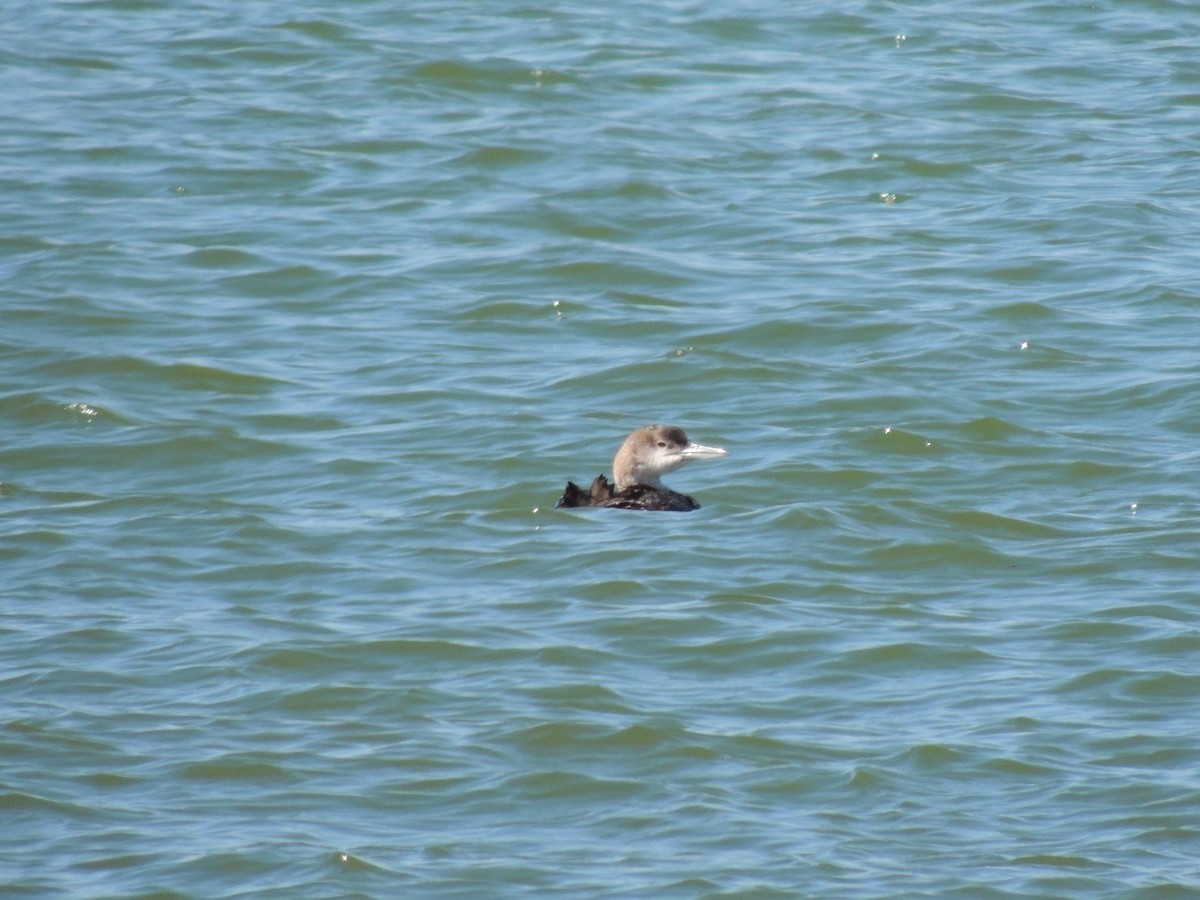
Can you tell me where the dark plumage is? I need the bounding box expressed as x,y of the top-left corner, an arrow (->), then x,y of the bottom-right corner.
556,474 -> 703,512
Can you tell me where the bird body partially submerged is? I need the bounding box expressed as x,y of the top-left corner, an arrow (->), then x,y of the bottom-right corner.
555,425 -> 727,512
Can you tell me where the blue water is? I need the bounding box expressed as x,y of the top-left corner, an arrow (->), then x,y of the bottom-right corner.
4,1 -> 1200,896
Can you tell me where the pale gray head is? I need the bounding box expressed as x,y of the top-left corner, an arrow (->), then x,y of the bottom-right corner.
611,424 -> 728,491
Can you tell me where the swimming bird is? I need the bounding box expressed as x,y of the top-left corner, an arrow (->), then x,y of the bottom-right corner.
555,424 -> 728,512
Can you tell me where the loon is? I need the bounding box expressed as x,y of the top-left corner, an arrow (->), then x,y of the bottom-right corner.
555,424 -> 728,512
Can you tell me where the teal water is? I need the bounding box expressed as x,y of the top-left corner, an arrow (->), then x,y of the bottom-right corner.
4,1 -> 1199,896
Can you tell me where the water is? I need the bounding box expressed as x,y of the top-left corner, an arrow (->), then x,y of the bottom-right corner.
4,1 -> 1199,896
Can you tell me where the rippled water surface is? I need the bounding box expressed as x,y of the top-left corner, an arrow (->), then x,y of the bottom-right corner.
4,1 -> 1200,896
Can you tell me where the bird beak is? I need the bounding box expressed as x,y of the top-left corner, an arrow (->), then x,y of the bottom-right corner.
680,441 -> 728,460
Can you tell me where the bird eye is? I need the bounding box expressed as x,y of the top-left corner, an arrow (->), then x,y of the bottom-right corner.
657,441 -> 667,447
